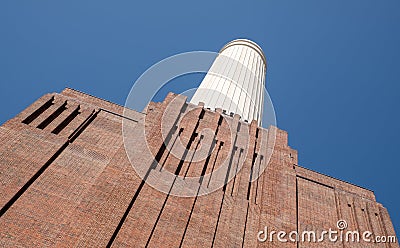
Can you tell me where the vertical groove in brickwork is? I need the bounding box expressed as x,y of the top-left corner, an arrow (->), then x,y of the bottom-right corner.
68,110 -> 97,142
247,152 -> 257,201
37,101 -> 67,129
333,192 -> 347,248
179,113 -> 223,247
207,141 -> 224,187
178,185 -> 202,248
350,199 -> 360,232
211,190 -> 226,248
179,132 -> 199,176
334,192 -> 347,248
183,134 -> 202,177
107,127 -> 172,247
58,107 -> 94,137
203,139 -> 218,177
211,118 -> 241,247
362,205 -> 372,236
52,105 -> 81,134
22,96 -> 54,124
199,115 -> 223,180
177,115 -> 224,245
242,201 -> 250,248
158,127 -> 182,171
366,203 -> 378,244
106,144 -> 166,247
174,109 -> 204,175
147,111 -> 223,247
0,109 -> 98,218
145,176 -> 177,247
178,113 -> 227,247
334,191 -> 342,221
0,141 -> 69,218
230,147 -> 242,196
254,155 -> 263,205
107,96 -> 188,247
377,209 -> 389,241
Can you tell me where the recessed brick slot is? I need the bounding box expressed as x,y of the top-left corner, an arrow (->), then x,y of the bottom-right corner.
22,96 -> 54,124
52,106 -> 81,134
37,101 -> 67,129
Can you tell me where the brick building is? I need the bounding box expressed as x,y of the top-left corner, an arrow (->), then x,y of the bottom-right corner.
0,39 -> 398,247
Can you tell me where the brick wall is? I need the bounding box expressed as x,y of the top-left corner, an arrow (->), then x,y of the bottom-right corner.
0,88 -> 397,247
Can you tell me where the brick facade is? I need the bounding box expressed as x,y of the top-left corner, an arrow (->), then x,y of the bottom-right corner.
0,88 -> 398,247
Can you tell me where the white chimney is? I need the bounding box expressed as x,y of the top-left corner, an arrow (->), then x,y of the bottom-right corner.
190,39 -> 267,126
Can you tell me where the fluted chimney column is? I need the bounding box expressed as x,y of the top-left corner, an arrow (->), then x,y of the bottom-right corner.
190,39 -> 267,126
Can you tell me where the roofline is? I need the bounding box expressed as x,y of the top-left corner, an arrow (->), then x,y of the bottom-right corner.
294,164 -> 374,193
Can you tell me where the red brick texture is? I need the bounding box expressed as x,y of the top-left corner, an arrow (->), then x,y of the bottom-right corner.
0,88 -> 398,247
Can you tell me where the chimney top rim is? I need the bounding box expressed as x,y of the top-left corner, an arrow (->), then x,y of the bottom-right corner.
220,39 -> 266,65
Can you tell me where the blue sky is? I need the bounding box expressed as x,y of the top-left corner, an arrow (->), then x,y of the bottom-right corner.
1,0 -> 399,234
